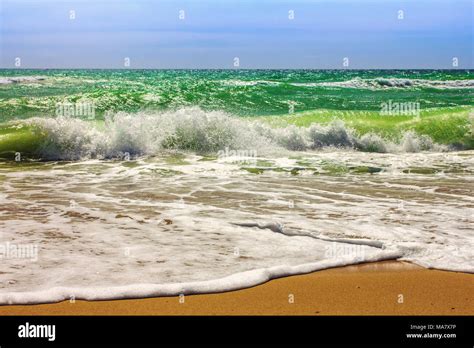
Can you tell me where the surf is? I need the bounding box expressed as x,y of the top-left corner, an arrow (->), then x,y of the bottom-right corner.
1,107 -> 471,161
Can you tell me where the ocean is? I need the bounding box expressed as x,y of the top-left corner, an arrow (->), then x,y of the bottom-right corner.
0,69 -> 473,304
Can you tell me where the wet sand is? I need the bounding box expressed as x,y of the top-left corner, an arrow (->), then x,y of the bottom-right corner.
0,261 -> 472,315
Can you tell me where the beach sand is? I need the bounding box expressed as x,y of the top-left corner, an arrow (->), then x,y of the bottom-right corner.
0,261 -> 472,315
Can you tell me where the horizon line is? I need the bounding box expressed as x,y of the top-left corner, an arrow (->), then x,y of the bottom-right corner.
0,68 -> 472,71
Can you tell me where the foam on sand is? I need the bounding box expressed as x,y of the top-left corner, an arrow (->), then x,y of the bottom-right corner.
0,150 -> 472,305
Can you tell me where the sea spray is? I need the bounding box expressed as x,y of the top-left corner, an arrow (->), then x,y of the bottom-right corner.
21,108 -> 451,160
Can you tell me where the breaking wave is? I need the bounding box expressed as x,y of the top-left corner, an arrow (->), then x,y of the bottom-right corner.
12,108 -> 451,161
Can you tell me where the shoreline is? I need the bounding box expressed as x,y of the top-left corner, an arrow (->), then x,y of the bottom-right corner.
0,261 -> 472,315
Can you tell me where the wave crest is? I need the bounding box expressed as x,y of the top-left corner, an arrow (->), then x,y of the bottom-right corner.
26,108 -> 447,160
295,77 -> 474,90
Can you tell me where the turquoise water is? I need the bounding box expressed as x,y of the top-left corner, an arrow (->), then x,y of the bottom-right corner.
1,69 -> 472,120
0,69 -> 472,159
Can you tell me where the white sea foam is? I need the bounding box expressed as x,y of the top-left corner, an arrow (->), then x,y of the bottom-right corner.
24,108 -> 451,161
0,150 -> 472,304
0,76 -> 46,85
209,78 -> 474,90
0,251 -> 401,304
292,78 -> 474,90
219,79 -> 281,87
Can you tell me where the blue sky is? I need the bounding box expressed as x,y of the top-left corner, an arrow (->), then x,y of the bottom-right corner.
0,0 -> 472,69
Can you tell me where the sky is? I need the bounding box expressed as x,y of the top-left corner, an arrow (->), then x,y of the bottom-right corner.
0,0 -> 472,69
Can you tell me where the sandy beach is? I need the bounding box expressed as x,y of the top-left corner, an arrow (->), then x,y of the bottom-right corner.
0,261 -> 472,316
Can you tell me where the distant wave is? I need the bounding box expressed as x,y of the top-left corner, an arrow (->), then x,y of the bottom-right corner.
219,79 -> 281,87
2,76 -> 471,89
213,77 -> 474,89
0,76 -> 46,85
291,78 -> 474,89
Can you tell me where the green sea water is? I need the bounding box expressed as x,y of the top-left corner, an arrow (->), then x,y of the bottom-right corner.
1,69 -> 473,119
0,69 -> 473,159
